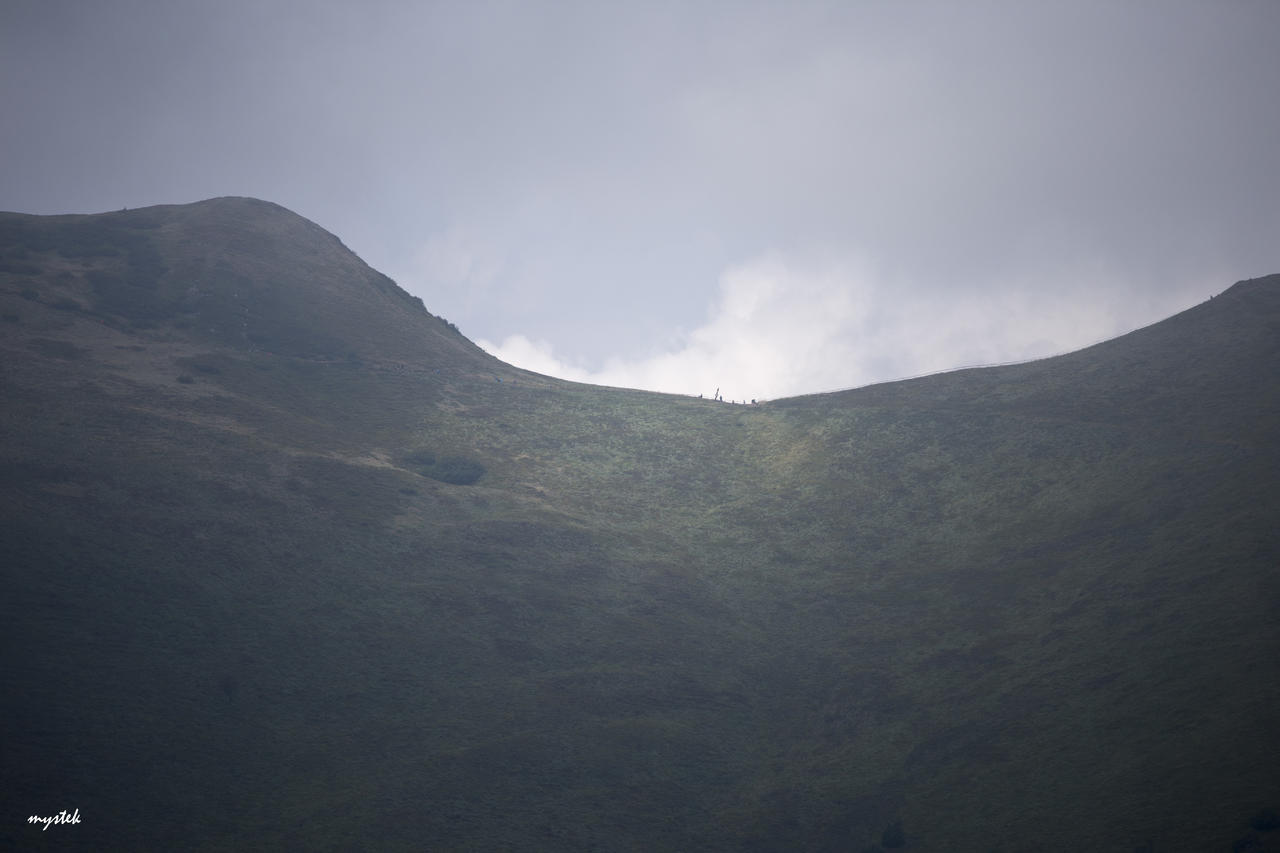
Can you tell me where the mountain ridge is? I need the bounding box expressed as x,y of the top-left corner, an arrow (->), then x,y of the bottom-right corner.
2,199 -> 1277,852
0,196 -> 506,372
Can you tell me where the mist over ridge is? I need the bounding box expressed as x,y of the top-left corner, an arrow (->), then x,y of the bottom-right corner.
5,2 -> 1278,396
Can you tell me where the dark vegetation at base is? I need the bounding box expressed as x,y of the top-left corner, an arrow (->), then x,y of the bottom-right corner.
1,199 -> 1278,852
403,450 -> 487,485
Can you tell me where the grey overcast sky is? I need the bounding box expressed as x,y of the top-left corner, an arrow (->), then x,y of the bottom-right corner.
3,1 -> 1278,399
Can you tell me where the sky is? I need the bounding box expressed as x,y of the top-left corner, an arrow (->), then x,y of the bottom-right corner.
3,1 -> 1279,400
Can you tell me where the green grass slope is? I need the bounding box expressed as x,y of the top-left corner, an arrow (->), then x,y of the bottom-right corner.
1,199 -> 1277,852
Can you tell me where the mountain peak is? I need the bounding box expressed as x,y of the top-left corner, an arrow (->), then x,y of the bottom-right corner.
0,197 -> 496,370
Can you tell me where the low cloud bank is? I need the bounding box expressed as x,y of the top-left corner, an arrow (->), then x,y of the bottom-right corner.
479,254 -> 1208,401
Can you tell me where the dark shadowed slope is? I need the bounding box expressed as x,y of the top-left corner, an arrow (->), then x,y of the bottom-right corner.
1,200 -> 1277,852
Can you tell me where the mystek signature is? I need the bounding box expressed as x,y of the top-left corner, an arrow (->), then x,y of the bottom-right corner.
28,809 -> 81,830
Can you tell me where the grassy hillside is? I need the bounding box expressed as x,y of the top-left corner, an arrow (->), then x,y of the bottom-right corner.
2,199 -> 1277,852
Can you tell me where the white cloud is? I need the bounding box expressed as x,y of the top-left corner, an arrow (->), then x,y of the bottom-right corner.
480,252 -> 1210,401
474,334 -> 594,385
